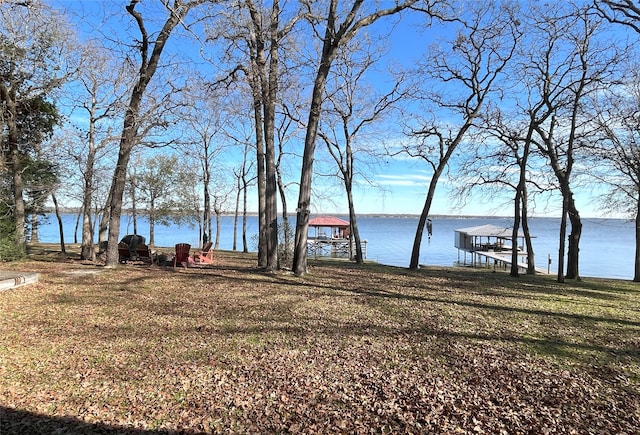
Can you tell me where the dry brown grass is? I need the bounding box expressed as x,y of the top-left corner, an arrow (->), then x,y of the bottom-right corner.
0,246 -> 639,433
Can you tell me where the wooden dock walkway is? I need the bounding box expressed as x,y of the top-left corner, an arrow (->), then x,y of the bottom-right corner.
472,250 -> 549,275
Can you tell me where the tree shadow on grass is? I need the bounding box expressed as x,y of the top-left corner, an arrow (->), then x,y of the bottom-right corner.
149,261 -> 640,334
39,258 -> 639,373
339,280 -> 640,328
0,406 -> 196,435
356,260 -> 640,297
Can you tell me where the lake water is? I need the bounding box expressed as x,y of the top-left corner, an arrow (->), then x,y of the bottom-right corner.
35,214 -> 635,280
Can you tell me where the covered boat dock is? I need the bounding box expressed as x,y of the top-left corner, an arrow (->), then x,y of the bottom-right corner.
454,224 -> 542,273
307,216 -> 366,260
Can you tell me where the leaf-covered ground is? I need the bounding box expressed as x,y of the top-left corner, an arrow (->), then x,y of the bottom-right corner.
1,248 -> 639,434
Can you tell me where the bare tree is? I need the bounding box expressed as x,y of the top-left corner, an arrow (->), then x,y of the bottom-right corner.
175,79 -> 227,248
210,172 -> 234,250
232,142 -> 256,254
275,95 -> 303,266
105,0 -> 206,267
243,0 -> 299,270
207,1 -> 302,270
524,4 -> 620,281
399,2 -> 520,270
221,103 -> 257,254
591,62 -> 640,281
593,0 -> 640,281
246,0 -> 297,270
459,103 -> 546,276
596,0 -> 640,32
68,43 -> 129,260
292,0 -> 427,275
318,39 -> 407,264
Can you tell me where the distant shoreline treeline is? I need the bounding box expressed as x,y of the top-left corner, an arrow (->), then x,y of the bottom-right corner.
43,207 -> 518,220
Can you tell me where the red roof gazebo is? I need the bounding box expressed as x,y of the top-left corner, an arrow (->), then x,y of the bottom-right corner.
308,216 -> 350,239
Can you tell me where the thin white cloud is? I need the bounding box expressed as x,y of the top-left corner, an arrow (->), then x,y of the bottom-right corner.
377,173 -> 432,186
378,179 -> 418,187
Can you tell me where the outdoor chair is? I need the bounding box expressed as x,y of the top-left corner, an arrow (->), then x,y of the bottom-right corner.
194,241 -> 214,265
173,243 -> 191,269
118,242 -> 132,263
136,244 -> 153,264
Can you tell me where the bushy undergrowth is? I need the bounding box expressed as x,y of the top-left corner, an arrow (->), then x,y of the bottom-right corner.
0,224 -> 25,261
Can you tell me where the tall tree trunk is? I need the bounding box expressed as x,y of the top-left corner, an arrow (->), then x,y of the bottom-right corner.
294,0 -> 345,275
73,211 -> 81,244
342,170 -> 363,263
80,157 -> 95,259
245,0 -> 281,270
565,191 -> 582,280
254,101 -> 267,267
242,183 -> 249,253
31,214 -> 39,242
244,1 -> 267,268
51,192 -> 66,254
81,205 -> 94,260
106,123 -> 138,266
264,106 -> 279,270
277,163 -> 290,263
292,79 -> 326,275
635,197 -> 640,282
521,185 -> 536,275
292,0 -> 417,274
557,202 -> 568,283
7,122 -> 26,253
214,207 -> 221,250
98,189 -> 111,245
81,90 -> 98,260
203,158 -> 211,249
292,43 -> 335,275
409,167 -> 443,269
518,126 -> 535,275
149,200 -> 156,247
233,177 -> 241,251
10,148 -> 26,252
346,186 -> 363,264
1,83 -> 26,253
510,188 -> 522,277
263,1 -> 280,271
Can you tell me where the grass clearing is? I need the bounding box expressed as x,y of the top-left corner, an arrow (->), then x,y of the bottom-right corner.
0,246 -> 638,433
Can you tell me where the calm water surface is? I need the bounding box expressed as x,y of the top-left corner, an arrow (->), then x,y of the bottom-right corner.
36,214 -> 635,280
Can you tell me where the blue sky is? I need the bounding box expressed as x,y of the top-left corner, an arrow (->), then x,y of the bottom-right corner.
46,0 -> 627,219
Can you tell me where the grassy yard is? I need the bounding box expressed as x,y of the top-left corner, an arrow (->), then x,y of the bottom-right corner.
0,246 -> 639,433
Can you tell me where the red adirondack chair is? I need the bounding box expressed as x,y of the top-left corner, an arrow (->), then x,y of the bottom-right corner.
173,243 -> 191,269
194,241 -> 214,264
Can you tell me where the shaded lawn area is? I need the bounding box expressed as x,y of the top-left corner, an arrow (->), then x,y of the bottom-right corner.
1,249 -> 639,434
